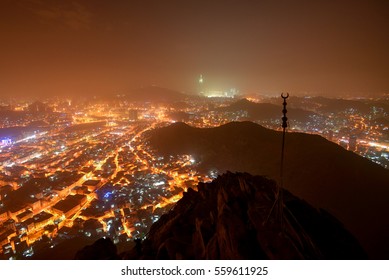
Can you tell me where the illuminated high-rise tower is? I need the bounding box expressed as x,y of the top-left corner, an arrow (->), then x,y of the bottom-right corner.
199,74 -> 204,84
198,74 -> 205,95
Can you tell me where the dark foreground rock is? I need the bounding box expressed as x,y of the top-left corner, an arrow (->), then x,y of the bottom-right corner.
122,172 -> 366,260
75,237 -> 119,260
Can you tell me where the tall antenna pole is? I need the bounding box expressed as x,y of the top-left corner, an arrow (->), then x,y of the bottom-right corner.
279,92 -> 289,226
265,93 -> 289,226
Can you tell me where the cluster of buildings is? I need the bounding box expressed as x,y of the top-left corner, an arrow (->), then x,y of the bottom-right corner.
0,100 -> 211,258
0,93 -> 387,258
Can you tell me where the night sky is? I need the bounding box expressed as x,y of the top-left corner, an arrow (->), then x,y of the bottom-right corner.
1,0 -> 388,98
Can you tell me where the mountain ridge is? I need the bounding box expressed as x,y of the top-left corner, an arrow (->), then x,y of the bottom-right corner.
147,121 -> 389,259
218,98 -> 317,123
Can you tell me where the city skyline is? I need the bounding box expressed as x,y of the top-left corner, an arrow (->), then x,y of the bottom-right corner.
1,0 -> 388,98
0,92 -> 388,259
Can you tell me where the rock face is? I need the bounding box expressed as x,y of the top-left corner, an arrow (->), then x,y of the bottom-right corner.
128,172 -> 366,260
75,237 -> 119,260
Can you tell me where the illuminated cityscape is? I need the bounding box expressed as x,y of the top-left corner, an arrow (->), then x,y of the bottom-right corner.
0,0 -> 388,262
0,91 -> 387,259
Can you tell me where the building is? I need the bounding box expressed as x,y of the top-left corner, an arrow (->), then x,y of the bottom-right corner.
3,219 -> 16,231
26,198 -> 41,213
23,218 -> 35,232
0,231 -> 13,248
0,210 -> 8,222
16,210 -> 33,223
53,185 -> 71,198
52,194 -> 87,218
71,185 -> 89,195
83,179 -> 100,192
129,109 -> 139,121
33,212 -> 54,229
8,205 -> 28,219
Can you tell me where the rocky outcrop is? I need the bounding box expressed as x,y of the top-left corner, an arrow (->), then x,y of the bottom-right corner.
125,172 -> 366,260
75,237 -> 119,260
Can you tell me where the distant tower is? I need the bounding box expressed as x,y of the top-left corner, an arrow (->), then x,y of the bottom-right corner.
198,74 -> 205,95
199,74 -> 204,84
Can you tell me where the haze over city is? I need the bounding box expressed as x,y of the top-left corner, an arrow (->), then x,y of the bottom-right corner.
1,0 -> 388,98
0,0 -> 388,261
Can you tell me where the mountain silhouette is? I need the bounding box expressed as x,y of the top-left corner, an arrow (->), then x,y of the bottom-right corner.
312,96 -> 372,114
270,96 -> 378,114
147,121 -> 389,259
121,172 -> 366,260
218,98 -> 317,123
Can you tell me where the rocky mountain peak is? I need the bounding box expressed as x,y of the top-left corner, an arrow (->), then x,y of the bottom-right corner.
121,172 -> 366,260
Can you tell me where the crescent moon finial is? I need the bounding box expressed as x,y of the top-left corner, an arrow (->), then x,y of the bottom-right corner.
281,92 -> 289,98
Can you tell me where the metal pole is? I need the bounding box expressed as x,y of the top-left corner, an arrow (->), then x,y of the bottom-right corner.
279,92 -> 289,227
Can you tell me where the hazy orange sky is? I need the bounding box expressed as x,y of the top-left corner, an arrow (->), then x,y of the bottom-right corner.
0,0 -> 388,98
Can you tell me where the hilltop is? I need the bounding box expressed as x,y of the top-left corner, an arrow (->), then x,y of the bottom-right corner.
147,121 -> 389,258
217,98 -> 317,123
